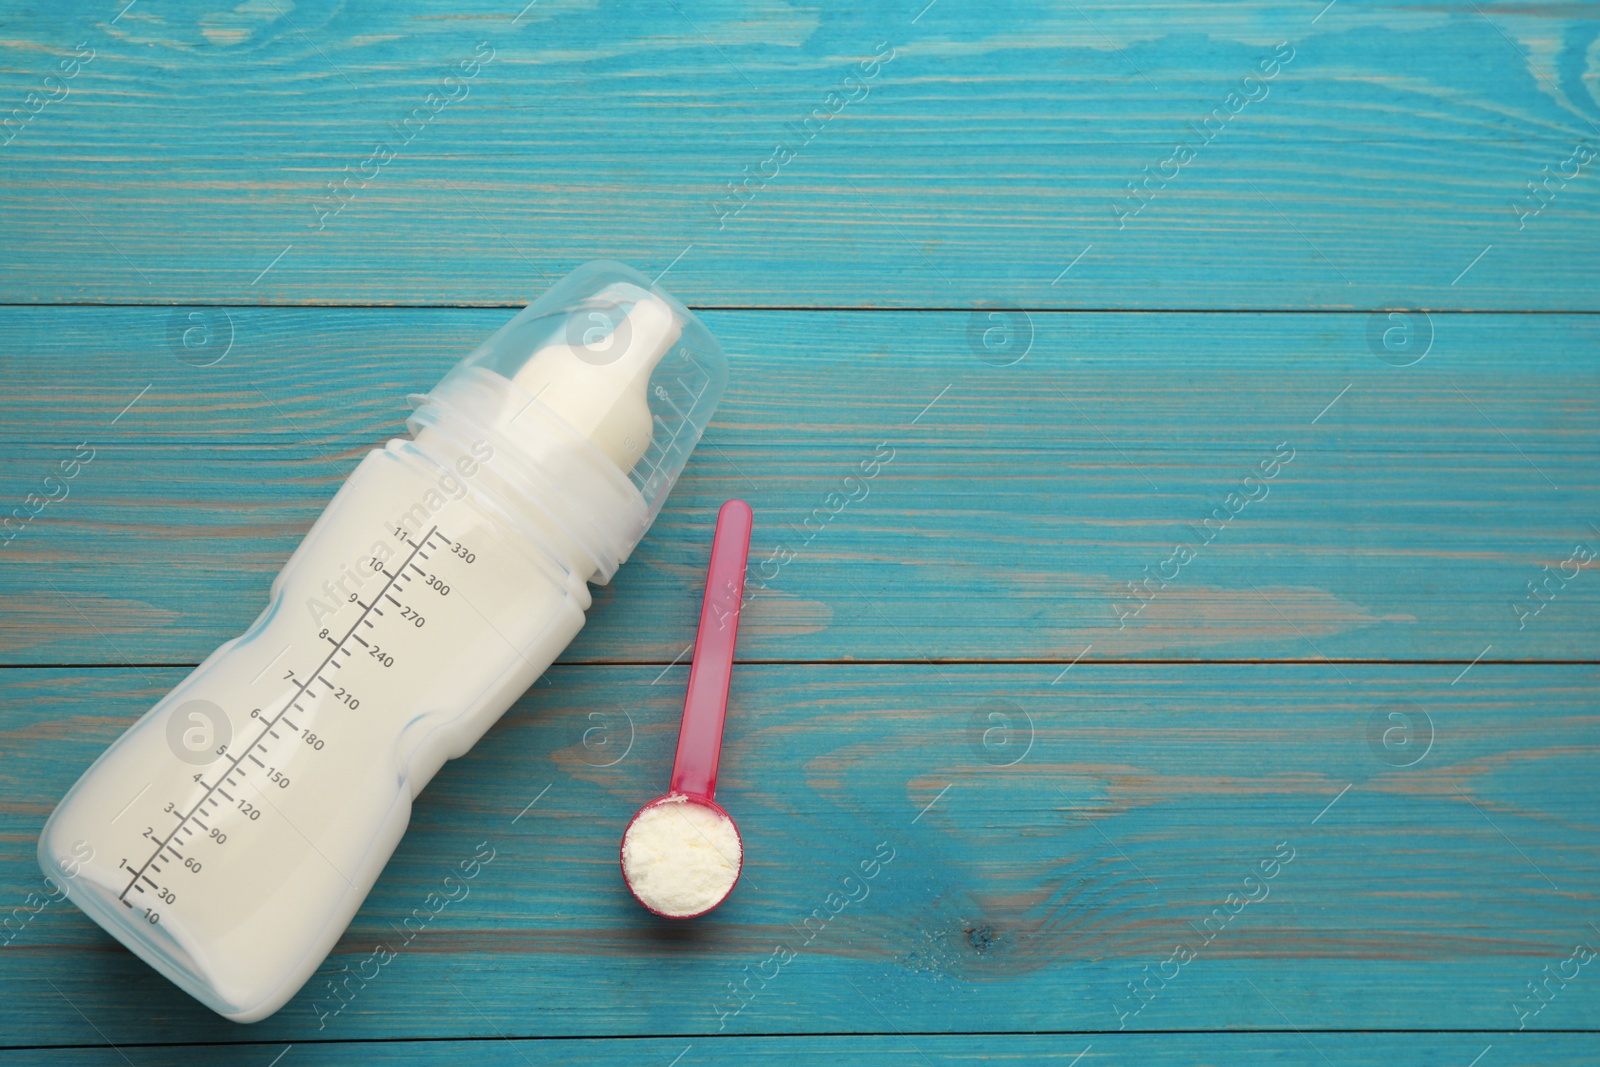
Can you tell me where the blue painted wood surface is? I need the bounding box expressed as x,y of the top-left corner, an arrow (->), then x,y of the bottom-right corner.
2,309 -> 1596,665
1,2 -> 1598,309
1,0 -> 1597,1063
0,1034 -> 1592,1067
0,1034 -> 1594,1067
4,663 -> 1598,1045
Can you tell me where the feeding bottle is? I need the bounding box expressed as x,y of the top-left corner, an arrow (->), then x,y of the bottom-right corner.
38,261 -> 727,1022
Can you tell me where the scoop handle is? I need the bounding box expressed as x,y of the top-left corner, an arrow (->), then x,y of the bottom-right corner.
669,499 -> 753,800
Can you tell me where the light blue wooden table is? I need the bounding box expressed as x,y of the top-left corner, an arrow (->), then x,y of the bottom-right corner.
2,2 -> 1597,1063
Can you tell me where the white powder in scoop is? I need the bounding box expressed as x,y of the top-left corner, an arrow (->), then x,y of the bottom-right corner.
622,795 -> 742,917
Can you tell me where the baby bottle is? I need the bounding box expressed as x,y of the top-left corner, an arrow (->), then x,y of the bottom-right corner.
38,261 -> 727,1022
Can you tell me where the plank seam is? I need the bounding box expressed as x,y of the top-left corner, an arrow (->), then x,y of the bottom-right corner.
2,304 -> 1600,314
6,659 -> 1600,670
1,1028 -> 1594,1052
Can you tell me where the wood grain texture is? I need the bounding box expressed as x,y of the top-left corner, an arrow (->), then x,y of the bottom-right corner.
4,0 -> 1598,1059
1,2 -> 1597,308
0,1033 -> 1586,1067
3,664 -> 1596,1045
2,308 -> 1596,666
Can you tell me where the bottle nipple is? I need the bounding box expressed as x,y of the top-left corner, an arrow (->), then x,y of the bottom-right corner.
509,284 -> 682,472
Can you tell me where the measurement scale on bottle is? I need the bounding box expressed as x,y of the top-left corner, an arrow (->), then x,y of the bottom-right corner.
634,349 -> 713,499
114,523 -> 464,923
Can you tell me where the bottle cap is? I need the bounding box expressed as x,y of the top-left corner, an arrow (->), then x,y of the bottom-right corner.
412,262 -> 728,580
446,261 -> 727,522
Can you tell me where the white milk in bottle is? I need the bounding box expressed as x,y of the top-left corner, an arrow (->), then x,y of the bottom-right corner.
38,262 -> 727,1022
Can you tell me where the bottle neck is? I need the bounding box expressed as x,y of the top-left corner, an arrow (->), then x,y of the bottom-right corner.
406,368 -> 649,586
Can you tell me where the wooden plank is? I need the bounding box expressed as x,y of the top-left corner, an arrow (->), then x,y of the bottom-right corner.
2,308 -> 1597,665
2,663 -> 1595,1045
1,3 -> 1596,308
0,1033 -> 1586,1067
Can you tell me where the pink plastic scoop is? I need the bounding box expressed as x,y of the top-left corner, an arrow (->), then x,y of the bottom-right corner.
620,499 -> 753,918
